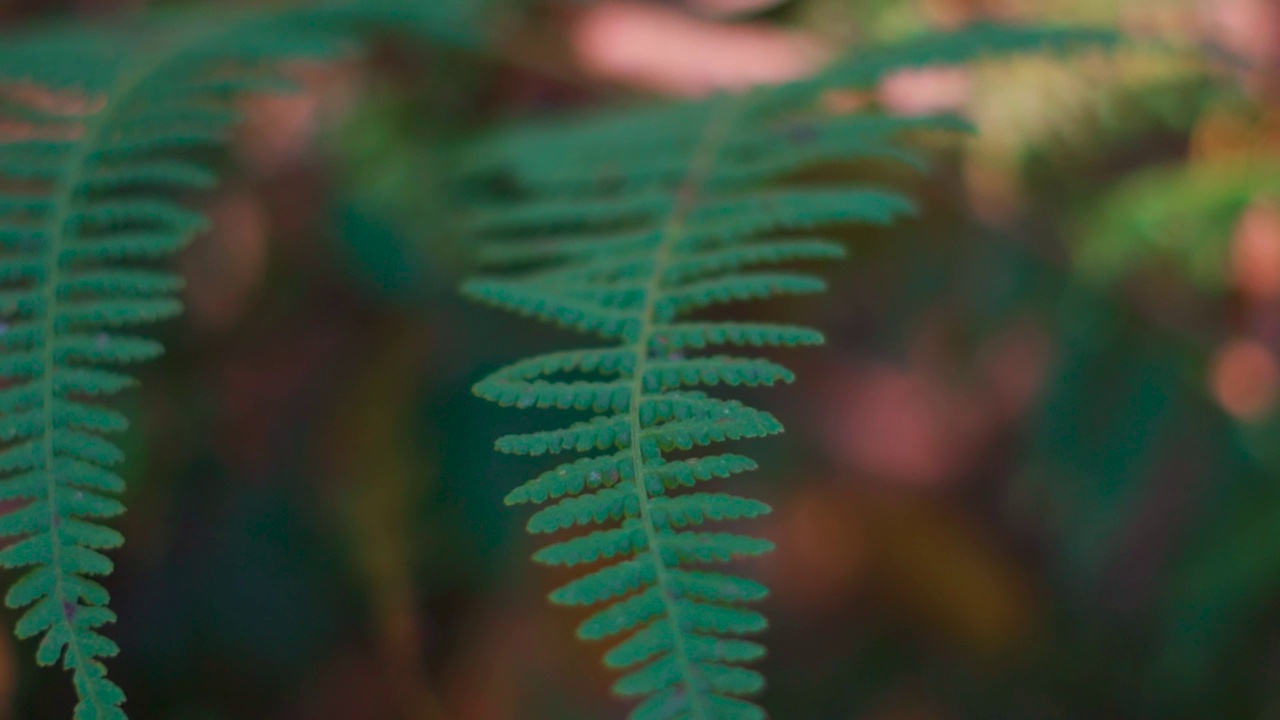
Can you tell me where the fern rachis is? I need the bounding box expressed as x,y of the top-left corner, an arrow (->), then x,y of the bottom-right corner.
610,101 -> 758,720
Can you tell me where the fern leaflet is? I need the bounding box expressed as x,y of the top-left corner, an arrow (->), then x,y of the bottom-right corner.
459,24 -> 1116,720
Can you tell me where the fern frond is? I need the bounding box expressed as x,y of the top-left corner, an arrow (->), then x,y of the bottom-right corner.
0,28 -> 305,720
460,71 -> 910,720
0,3 -> 482,716
460,24 -> 1115,720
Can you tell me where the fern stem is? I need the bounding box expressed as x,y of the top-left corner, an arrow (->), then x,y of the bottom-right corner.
36,26 -> 232,716
38,64 -> 138,720
623,96 -> 740,720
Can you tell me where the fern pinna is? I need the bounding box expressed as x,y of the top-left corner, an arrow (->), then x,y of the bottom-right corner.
459,25 -> 1116,720
0,4 -> 475,716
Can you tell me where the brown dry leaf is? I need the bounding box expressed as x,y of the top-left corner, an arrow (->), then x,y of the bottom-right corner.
1210,337 -> 1280,420
570,1 -> 829,97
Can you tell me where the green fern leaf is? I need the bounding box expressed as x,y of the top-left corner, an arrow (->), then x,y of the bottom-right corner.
460,76 -> 914,720
461,23 -> 1116,720
0,24 -> 334,720
0,3 -> 483,715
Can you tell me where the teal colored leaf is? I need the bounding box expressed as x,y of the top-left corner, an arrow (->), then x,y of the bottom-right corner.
459,19 -> 1116,720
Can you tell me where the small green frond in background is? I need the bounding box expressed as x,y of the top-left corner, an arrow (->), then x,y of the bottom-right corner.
764,22 -> 1119,112
459,24 -> 1113,719
1074,158 -> 1280,290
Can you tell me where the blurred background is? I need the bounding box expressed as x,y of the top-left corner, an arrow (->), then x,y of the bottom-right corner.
3,0 -> 1280,718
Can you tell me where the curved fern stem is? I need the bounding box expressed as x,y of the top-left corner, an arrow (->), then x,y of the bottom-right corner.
623,98 -> 740,720
25,26 -> 256,717
38,70 -> 127,720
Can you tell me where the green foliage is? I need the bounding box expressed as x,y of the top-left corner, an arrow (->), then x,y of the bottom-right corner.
0,3 -> 477,717
1074,158 -> 1280,290
460,23 -> 1115,719
0,4 -> 1122,716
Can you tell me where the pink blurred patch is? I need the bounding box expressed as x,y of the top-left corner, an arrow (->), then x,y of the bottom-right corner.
1210,337 -> 1279,420
570,1 -> 829,97
1232,201 -> 1280,300
825,364 -> 987,488
879,66 -> 972,117
0,82 -> 101,118
1199,0 -> 1280,66
820,88 -> 876,115
822,323 -> 1051,488
237,90 -> 321,174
